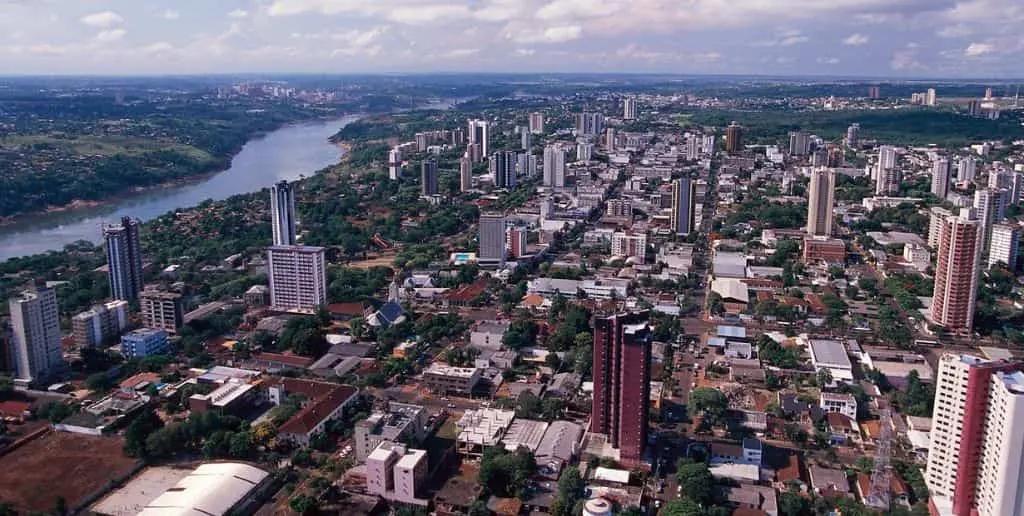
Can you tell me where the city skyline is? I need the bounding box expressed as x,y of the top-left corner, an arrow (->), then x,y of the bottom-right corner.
0,1 -> 1022,77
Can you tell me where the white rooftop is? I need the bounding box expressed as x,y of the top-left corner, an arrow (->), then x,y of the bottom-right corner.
134,463 -> 268,516
457,409 -> 515,446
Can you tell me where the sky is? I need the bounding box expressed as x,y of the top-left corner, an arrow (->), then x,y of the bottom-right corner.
0,0 -> 1021,77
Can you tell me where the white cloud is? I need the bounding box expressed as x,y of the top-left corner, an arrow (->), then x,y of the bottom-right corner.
536,0 -> 625,21
755,29 -> 809,47
387,5 -> 469,24
162,9 -> 180,21
891,47 -> 926,70
228,9 -> 249,19
80,11 -> 123,28
442,48 -> 480,58
141,42 -> 174,54
964,42 -> 995,56
843,33 -> 869,45
512,25 -> 583,44
96,28 -> 127,43
817,56 -> 841,64
937,24 -> 972,38
513,48 -> 536,57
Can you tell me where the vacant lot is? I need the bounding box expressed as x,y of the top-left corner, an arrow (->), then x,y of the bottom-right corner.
0,431 -> 139,512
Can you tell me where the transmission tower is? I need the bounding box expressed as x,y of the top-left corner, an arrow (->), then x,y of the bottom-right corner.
866,408 -> 892,510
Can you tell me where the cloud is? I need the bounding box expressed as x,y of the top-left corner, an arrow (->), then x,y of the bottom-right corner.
964,42 -> 995,56
228,9 -> 249,19
755,29 -> 809,47
937,24 -> 972,38
80,11 -> 123,28
891,47 -> 926,70
817,57 -> 841,64
843,33 -> 869,46
442,48 -> 480,58
140,42 -> 174,54
512,25 -> 583,44
162,9 -> 180,21
513,48 -> 536,57
96,28 -> 127,42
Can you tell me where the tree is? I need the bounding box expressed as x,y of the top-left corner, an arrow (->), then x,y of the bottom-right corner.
0,376 -> 14,401
479,447 -> 536,498
675,461 -> 714,505
289,494 -> 319,514
690,387 -> 729,425
551,466 -> 585,516
124,409 -> 164,457
86,372 -> 114,392
515,391 -> 542,419
816,368 -> 833,388
504,320 -> 539,349
279,317 -> 327,357
661,498 -> 702,516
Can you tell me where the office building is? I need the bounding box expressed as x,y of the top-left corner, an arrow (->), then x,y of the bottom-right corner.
493,151 -> 517,189
516,152 -> 537,177
611,232 -> 647,264
988,223 -> 1020,270
930,209 -> 982,332
9,288 -> 62,382
958,157 -> 977,186
846,123 -> 860,147
623,97 -> 637,120
878,145 -> 898,170
520,126 -> 531,150
366,443 -> 428,505
72,300 -> 129,348
543,145 -> 566,188
388,148 -> 403,180
929,207 -> 953,249
591,311 -> 652,464
121,328 -> 169,359
267,246 -> 326,313
270,181 -> 297,247
140,291 -> 184,333
671,178 -> 696,236
507,227 -> 527,259
725,122 -> 743,152
577,142 -> 594,162
605,127 -> 617,152
355,403 -> 429,461
789,131 -> 810,156
932,158 -> 951,199
876,167 -> 901,195
104,217 -> 143,302
468,119 -> 490,156
459,153 -> 472,192
478,213 -> 507,265
926,353 -> 1024,516
420,159 -> 438,197
529,112 -> 545,134
807,169 -> 836,236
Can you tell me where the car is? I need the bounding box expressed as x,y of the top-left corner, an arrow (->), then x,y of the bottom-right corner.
447,403 -> 457,409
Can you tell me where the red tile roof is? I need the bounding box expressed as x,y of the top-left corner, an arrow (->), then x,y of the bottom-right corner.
278,379 -> 358,437
0,401 -> 31,418
251,352 -> 314,368
328,302 -> 367,317
443,279 -> 489,303
776,454 -> 803,483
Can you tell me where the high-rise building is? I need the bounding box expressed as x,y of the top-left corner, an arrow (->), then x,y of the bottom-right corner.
958,157 -> 977,186
478,213 -> 507,265
543,145 -> 566,188
827,145 -> 844,167
975,189 -> 1008,250
929,207 -> 953,248
725,122 -> 743,153
611,232 -> 647,264
846,123 -> 860,148
926,88 -> 938,106
623,97 -> 637,120
591,311 -> 652,464
988,223 -> 1021,271
459,153 -> 472,192
1011,172 -> 1024,205
104,216 -> 143,303
492,151 -> 517,189
876,167 -> 901,195
140,291 -> 183,333
932,158 -> 951,199
575,112 -> 604,136
671,178 -> 696,236
388,148 -> 403,180
878,145 -> 898,170
528,112 -> 545,134
605,127 -> 617,152
807,169 -> 836,236
506,227 -> 527,259
988,169 -> 1011,191
516,152 -> 536,177
788,131 -> 810,156
468,119 -> 490,156
420,159 -> 438,197
267,245 -> 327,312
577,142 -> 594,162
270,181 -> 297,247
926,353 -> 1024,516
868,86 -> 881,99
9,288 -> 62,382
71,300 -> 129,348
520,127 -> 531,151
931,209 -> 982,332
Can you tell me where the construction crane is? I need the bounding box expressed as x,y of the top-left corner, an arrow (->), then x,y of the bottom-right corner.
866,408 -> 892,510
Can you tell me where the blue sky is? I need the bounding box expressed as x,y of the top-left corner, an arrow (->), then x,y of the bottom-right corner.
0,0 -> 1021,77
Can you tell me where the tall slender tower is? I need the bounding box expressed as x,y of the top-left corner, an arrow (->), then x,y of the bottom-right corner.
459,153 -> 472,192
932,158 -> 951,199
420,160 -> 438,197
104,216 -> 143,303
591,311 -> 652,464
543,145 -> 566,188
671,178 -> 696,236
725,122 -> 743,152
270,181 -> 297,246
623,97 -> 637,120
807,169 -> 836,236
493,151 -> 517,189
388,148 -> 403,180
468,119 -> 490,157
9,288 -> 63,382
931,208 -> 982,332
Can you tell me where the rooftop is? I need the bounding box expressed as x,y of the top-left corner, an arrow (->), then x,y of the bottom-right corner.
809,339 -> 852,369
456,409 -> 515,446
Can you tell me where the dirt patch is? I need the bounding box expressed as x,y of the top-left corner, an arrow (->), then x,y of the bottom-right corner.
0,431 -> 139,512
345,254 -> 397,269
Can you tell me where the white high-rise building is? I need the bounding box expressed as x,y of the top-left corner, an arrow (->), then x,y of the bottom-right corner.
926,88 -> 937,106
932,158 -> 951,199
528,112 -> 545,134
975,188 -> 1007,250
9,288 -> 63,382
974,371 -> 1024,516
577,142 -> 594,162
845,123 -> 860,147
611,232 -> 647,264
623,97 -> 637,120
988,169 -> 1012,191
270,181 -> 297,246
807,169 -> 836,236
478,213 -> 507,265
929,207 -> 953,248
468,119 -> 490,156
267,245 -> 327,313
520,127 -> 531,151
958,157 -> 977,186
388,148 -> 403,180
988,223 -> 1021,270
875,167 -> 901,195
543,145 -> 566,188
605,127 -> 617,152
878,145 -> 898,170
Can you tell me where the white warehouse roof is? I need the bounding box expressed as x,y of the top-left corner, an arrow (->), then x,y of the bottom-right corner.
137,463 -> 269,516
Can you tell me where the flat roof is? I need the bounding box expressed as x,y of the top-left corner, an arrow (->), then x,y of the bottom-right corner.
92,467 -> 193,516
593,467 -> 631,484
425,364 -> 479,378
503,419 -> 549,452
809,339 -> 852,369
96,463 -> 268,516
396,449 -> 428,470
457,409 -> 515,446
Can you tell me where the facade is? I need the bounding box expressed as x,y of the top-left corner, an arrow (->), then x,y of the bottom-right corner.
876,167 -> 901,195
820,392 -> 857,420
459,153 -> 472,192
355,402 -> 429,461
72,300 -> 129,348
803,237 -> 846,263
789,131 -> 809,156
9,288 -> 63,382
121,328 -> 169,359
610,232 -> 647,264
493,151 -> 517,189
478,213 -> 507,265
529,112 -> 545,134
725,122 -> 743,152
591,311 -> 652,464
807,169 -> 836,236
974,371 -> 1024,516
543,145 -> 566,188
929,207 -> 953,249
988,223 -> 1021,270
366,443 -> 429,505
507,227 -> 528,259
623,97 -> 637,120
974,188 -> 1007,251
388,148 -> 403,180
577,142 -> 594,162
421,159 -> 439,197
958,157 -> 977,186
469,119 -> 490,156
104,216 -> 144,303
267,245 -> 327,313
139,291 -> 184,334
931,158 -> 951,199
671,178 -> 696,236
423,364 -> 481,394
930,209 -> 982,332
270,181 -> 297,247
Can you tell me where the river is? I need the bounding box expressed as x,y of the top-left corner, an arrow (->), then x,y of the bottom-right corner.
0,114 -> 362,261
